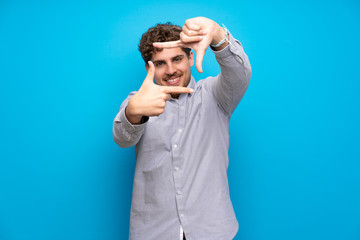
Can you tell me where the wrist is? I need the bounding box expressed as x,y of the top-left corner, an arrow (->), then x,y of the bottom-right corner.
211,25 -> 226,45
125,100 -> 143,125
210,24 -> 229,50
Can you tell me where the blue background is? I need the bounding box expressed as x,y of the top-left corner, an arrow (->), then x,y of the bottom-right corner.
1,0 -> 359,239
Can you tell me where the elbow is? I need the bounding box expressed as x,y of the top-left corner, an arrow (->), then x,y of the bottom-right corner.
245,60 -> 252,84
246,66 -> 251,86
238,63 -> 251,88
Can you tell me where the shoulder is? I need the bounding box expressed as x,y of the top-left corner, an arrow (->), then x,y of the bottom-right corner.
196,75 -> 219,93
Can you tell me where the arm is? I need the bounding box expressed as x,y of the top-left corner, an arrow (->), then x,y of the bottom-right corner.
153,17 -> 251,115
112,92 -> 147,148
211,32 -> 252,115
113,62 -> 193,148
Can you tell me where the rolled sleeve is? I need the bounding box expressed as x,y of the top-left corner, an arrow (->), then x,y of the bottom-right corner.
212,33 -> 249,68
112,93 -> 148,148
210,32 -> 252,115
117,107 -> 147,134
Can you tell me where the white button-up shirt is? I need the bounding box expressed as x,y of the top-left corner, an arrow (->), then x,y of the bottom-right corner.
113,33 -> 251,240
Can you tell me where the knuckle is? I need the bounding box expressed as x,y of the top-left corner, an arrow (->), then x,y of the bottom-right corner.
161,94 -> 167,100
180,32 -> 186,40
157,108 -> 165,115
181,36 -> 190,43
191,31 -> 197,36
182,26 -> 187,33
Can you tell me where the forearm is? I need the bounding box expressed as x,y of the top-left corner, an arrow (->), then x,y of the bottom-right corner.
112,93 -> 147,148
212,33 -> 252,115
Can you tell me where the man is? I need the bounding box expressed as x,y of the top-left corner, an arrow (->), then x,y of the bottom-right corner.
113,17 -> 251,240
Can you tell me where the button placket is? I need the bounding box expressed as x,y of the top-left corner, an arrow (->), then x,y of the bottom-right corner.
171,97 -> 187,226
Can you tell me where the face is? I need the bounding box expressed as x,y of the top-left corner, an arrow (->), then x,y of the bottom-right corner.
147,47 -> 194,88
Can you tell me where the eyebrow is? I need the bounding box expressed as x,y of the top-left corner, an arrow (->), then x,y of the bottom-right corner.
152,54 -> 185,65
171,54 -> 185,60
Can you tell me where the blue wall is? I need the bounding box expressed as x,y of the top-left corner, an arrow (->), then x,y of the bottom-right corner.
1,0 -> 359,239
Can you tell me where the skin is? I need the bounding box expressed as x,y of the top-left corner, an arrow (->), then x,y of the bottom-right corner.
153,17 -> 230,72
147,48 -> 194,98
126,17 -> 229,125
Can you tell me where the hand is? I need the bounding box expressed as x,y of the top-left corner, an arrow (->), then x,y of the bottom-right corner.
153,17 -> 228,73
125,61 -> 194,124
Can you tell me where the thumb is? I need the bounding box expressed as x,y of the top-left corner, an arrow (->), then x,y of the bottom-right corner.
143,61 -> 155,84
195,49 -> 206,73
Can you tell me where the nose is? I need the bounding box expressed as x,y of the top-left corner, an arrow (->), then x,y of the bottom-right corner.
166,63 -> 176,75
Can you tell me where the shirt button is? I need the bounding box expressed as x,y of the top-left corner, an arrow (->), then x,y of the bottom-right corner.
178,129 -> 183,133
180,106 -> 184,110
174,166 -> 179,172
180,213 -> 184,218
173,144 -> 178,148
176,190 -> 182,195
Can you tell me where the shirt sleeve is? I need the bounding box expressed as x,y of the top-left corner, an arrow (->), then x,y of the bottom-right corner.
112,91 -> 148,148
210,32 -> 252,116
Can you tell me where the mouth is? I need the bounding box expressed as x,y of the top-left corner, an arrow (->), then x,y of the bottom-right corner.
164,75 -> 181,86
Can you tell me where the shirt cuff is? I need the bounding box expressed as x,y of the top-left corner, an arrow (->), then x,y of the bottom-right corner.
211,32 -> 246,66
116,107 -> 148,134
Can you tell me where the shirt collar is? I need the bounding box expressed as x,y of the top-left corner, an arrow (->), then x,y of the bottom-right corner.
177,75 -> 195,102
187,75 -> 196,90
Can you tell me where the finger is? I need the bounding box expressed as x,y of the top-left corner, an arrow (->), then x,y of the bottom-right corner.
160,93 -> 172,101
162,86 -> 194,94
182,26 -> 207,37
153,40 -> 186,49
180,32 -> 203,43
195,49 -> 206,73
144,61 -> 155,83
184,19 -> 201,31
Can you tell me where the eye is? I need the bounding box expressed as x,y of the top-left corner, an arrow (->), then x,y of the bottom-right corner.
155,61 -> 164,67
174,57 -> 181,62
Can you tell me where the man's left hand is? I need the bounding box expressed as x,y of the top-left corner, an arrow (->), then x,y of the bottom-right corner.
153,17 -> 228,73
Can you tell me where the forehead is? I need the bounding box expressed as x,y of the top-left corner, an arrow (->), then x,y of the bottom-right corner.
151,47 -> 186,61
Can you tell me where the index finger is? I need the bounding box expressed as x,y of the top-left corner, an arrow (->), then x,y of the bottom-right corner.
161,86 -> 194,94
153,40 -> 186,49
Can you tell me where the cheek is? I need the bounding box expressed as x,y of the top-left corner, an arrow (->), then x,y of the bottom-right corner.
181,65 -> 191,76
154,72 -> 164,85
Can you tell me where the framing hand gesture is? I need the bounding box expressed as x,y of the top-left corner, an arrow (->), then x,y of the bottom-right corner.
125,61 -> 194,124
153,17 -> 228,73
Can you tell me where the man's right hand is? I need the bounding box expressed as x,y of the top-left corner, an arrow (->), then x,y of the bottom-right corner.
125,61 -> 194,124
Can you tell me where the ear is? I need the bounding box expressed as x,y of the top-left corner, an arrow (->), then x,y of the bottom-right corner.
145,63 -> 149,71
189,51 -> 195,67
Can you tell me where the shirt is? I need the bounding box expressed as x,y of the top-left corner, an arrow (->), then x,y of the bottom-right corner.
113,33 -> 251,240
